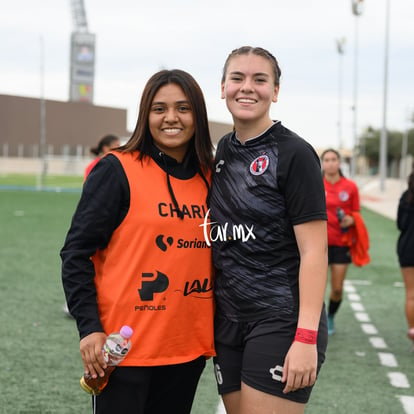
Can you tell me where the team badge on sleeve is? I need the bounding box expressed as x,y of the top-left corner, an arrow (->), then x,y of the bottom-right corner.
250,155 -> 269,176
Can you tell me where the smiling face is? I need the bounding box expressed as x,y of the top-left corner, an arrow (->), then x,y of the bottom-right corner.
149,83 -> 195,162
221,53 -> 279,133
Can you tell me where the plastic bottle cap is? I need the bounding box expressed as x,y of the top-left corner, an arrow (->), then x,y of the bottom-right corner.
120,325 -> 133,338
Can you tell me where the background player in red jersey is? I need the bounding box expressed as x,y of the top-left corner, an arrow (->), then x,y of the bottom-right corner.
321,148 -> 360,335
84,134 -> 121,181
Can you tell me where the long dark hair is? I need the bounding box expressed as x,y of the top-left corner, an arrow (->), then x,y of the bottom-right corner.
121,69 -> 213,171
90,134 -> 119,156
406,171 -> 414,205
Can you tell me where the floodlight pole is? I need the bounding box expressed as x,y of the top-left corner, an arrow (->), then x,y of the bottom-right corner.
37,36 -> 47,190
336,38 -> 346,150
379,0 -> 390,192
351,0 -> 363,178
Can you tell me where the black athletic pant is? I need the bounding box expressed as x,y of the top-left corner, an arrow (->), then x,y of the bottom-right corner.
92,356 -> 206,414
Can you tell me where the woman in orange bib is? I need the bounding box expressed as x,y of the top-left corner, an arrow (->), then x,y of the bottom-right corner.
61,69 -> 215,413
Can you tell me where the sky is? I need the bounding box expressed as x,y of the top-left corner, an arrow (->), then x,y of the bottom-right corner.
1,0 -> 413,150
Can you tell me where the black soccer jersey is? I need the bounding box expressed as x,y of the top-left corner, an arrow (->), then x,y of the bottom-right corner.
210,122 -> 327,322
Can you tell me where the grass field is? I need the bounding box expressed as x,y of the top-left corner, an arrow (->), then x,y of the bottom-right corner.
1,174 -> 413,413
0,173 -> 84,190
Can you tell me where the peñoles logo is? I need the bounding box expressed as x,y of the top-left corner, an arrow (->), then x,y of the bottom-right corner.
138,271 -> 169,301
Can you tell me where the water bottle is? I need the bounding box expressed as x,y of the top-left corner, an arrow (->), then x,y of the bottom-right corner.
80,325 -> 133,395
336,207 -> 349,233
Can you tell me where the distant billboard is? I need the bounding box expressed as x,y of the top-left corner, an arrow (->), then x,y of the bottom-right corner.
352,0 -> 364,16
69,32 -> 95,103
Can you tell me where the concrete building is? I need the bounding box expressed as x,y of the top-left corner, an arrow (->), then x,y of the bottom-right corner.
0,94 -> 232,157
0,94 -> 232,175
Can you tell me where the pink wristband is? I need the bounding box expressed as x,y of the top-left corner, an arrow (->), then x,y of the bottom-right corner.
294,328 -> 318,344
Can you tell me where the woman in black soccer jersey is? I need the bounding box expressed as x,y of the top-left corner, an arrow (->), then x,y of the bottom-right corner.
397,170 -> 414,350
209,46 -> 328,414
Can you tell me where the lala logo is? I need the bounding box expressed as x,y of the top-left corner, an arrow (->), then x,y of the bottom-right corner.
250,154 -> 269,176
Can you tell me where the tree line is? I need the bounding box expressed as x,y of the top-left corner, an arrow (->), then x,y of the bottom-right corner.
358,126 -> 414,174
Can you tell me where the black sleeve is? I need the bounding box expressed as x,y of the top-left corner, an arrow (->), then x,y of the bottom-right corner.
279,137 -> 327,225
397,201 -> 402,231
60,154 -> 129,339
397,193 -> 407,231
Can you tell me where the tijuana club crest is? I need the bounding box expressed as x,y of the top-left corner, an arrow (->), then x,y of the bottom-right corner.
250,155 -> 269,176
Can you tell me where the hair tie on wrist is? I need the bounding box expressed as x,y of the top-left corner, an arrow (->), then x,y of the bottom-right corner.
294,328 -> 318,344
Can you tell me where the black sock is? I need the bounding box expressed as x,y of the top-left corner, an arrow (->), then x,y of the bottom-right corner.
328,299 -> 342,316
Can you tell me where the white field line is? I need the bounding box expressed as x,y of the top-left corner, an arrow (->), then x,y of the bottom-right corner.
350,302 -> 365,312
369,337 -> 388,349
345,280 -> 372,286
355,312 -> 371,322
345,282 -> 414,413
388,372 -> 410,388
378,352 -> 398,367
348,293 -> 361,301
361,323 -> 378,335
344,284 -> 356,293
215,398 -> 226,414
399,396 -> 414,414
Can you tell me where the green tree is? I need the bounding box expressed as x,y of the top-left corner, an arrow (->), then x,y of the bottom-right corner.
358,126 -> 414,173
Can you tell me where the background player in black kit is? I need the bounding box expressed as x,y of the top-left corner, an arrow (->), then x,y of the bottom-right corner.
397,170 -> 414,350
210,46 -> 328,414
